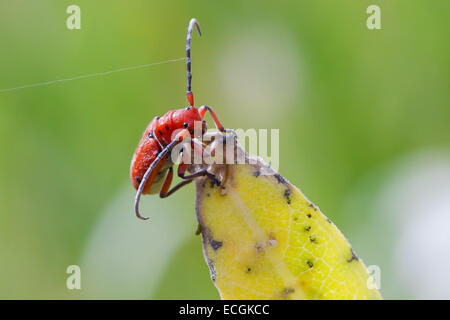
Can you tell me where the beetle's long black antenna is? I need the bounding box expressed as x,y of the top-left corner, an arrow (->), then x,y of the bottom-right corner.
186,18 -> 201,107
134,139 -> 179,220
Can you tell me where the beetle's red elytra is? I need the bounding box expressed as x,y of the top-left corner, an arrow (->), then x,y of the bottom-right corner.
130,18 -> 225,220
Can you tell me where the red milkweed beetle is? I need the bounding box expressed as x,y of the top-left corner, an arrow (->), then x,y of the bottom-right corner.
130,18 -> 225,220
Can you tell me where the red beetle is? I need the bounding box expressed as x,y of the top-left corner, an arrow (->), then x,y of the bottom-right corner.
130,18 -> 225,220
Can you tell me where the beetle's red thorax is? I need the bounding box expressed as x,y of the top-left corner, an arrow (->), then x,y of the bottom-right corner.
154,107 -> 202,144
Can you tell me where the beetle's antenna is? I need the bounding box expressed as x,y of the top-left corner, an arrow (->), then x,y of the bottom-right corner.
186,18 -> 202,107
135,139 -> 179,220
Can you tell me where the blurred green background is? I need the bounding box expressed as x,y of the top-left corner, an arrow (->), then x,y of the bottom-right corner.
0,0 -> 449,299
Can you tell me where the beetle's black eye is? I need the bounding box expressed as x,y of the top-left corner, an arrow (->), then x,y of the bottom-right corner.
184,122 -> 189,128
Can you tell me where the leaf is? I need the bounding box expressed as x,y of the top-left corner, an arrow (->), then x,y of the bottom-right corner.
194,132 -> 382,300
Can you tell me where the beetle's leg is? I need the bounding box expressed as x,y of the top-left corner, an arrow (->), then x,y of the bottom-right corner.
177,161 -> 221,186
182,170 -> 221,186
160,146 -> 220,198
160,179 -> 193,198
134,130 -> 189,220
198,105 -> 225,132
176,139 -> 221,185
160,167 -> 222,198
159,166 -> 174,198
159,167 -> 193,198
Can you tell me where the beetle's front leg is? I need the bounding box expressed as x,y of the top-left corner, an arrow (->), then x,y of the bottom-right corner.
198,105 -> 225,132
177,157 -> 221,186
159,142 -> 219,198
159,166 -> 193,198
